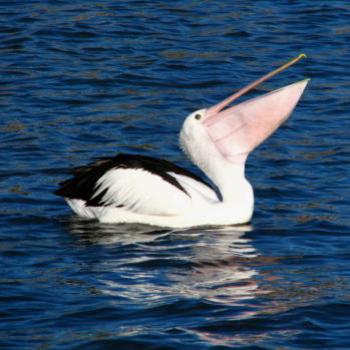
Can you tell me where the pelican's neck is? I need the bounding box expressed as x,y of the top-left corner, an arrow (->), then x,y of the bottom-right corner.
204,157 -> 252,203
180,126 -> 253,204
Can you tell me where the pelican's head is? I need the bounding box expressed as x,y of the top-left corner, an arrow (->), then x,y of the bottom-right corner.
180,55 -> 309,167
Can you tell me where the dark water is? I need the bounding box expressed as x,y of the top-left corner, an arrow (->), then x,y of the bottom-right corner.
1,1 -> 350,349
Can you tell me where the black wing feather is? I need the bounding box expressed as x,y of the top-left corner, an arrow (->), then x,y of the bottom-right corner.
55,154 -> 211,207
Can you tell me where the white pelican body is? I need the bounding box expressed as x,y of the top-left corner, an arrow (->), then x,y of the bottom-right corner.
56,56 -> 309,228
64,136 -> 254,228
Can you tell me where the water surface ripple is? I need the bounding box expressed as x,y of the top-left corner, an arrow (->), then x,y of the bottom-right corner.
1,1 -> 350,349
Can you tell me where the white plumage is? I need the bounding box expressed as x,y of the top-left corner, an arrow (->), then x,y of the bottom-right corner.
57,109 -> 255,228
94,168 -> 192,216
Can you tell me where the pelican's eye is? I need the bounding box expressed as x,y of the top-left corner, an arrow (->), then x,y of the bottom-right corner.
194,113 -> 202,120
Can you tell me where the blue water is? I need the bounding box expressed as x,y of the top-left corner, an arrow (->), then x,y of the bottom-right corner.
1,1 -> 350,349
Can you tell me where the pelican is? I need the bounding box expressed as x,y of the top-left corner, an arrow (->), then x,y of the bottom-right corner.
55,54 -> 309,228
